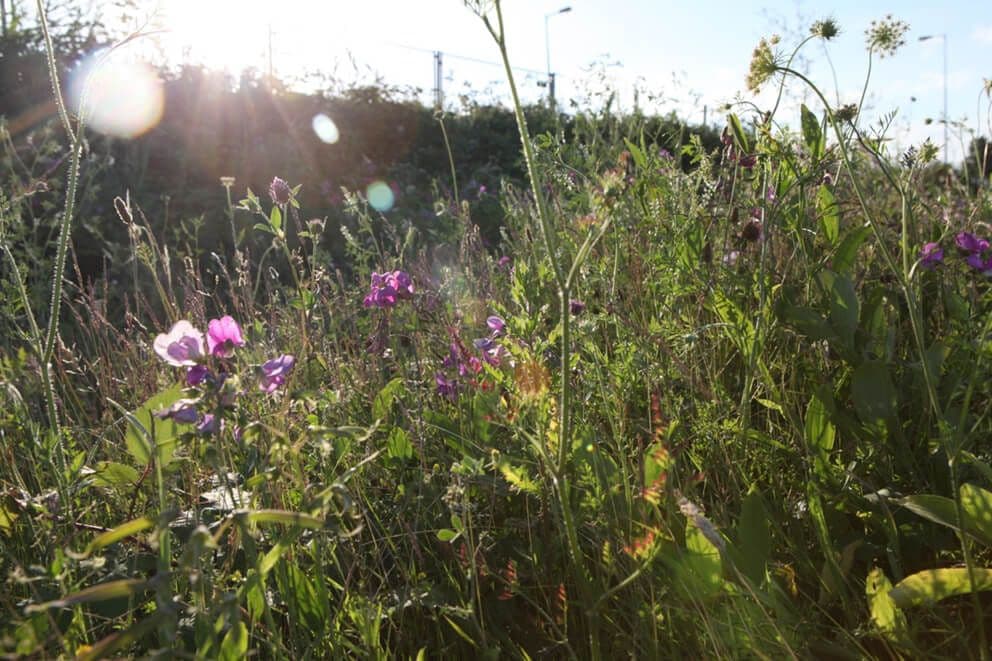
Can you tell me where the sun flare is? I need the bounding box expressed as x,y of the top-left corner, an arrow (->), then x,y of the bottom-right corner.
160,0 -> 274,74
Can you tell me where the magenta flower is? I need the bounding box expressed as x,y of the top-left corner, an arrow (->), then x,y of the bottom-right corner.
435,372 -> 458,401
387,270 -> 415,299
955,231 -> 989,255
259,354 -> 295,393
919,242 -> 943,269
207,316 -> 245,358
486,315 -> 506,336
967,253 -> 992,276
569,299 -> 586,315
153,320 -> 205,367
497,256 -> 512,270
363,271 -> 413,308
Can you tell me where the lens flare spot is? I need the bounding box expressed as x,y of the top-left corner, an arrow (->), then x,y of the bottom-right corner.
69,54 -> 163,138
367,180 -> 395,212
312,113 -> 340,144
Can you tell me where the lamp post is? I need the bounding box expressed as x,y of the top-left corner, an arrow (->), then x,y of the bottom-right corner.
544,6 -> 572,109
919,33 -> 948,162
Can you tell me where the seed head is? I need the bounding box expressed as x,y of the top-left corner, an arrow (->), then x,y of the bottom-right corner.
865,15 -> 908,58
810,18 -> 840,40
746,35 -> 781,94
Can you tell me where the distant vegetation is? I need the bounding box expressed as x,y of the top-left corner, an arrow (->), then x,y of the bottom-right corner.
2,2 -> 992,658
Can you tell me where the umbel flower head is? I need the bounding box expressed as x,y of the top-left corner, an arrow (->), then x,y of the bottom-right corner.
865,14 -> 909,58
746,35 -> 780,94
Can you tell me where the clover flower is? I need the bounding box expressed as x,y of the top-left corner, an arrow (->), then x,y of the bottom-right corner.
259,354 -> 295,393
153,320 -> 206,367
207,316 -> 245,358
268,176 -> 291,205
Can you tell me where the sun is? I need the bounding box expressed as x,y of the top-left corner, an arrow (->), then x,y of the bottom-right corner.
158,0 -> 274,74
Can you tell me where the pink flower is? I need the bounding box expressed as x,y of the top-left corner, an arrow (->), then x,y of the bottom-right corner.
207,316 -> 245,358
153,320 -> 205,367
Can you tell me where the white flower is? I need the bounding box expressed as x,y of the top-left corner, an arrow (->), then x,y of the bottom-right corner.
153,320 -> 205,367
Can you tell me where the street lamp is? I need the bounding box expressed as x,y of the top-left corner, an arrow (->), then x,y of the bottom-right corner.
918,33 -> 948,162
544,6 -> 572,108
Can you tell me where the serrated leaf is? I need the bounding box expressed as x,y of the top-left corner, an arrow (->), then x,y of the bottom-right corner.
498,462 -> 540,494
890,568 -> 992,608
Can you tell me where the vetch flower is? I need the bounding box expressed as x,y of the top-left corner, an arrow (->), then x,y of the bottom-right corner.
207,316 -> 245,358
186,364 -> 210,386
435,372 -> 458,401
154,398 -> 199,424
955,231 -> 989,255
486,315 -> 506,336
569,299 -> 586,315
153,320 -> 205,367
387,270 -> 415,299
196,414 -> 219,435
259,354 -> 295,393
919,242 -> 943,269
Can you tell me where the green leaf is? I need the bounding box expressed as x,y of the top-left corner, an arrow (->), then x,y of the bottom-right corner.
84,516 -> 155,556
269,206 -> 282,232
832,225 -> 872,274
253,222 -> 275,235
816,185 -> 840,245
386,427 -> 414,461
779,304 -> 833,341
727,113 -> 750,153
800,104 -> 824,160
26,578 -> 154,612
77,611 -> 172,661
897,494 -> 992,545
851,361 -> 897,423
736,489 -> 770,585
498,461 -> 540,494
805,393 -> 835,457
436,528 -> 458,542
274,561 -> 327,633
959,483 -> 992,545
373,377 -> 404,422
219,621 -> 248,661
240,510 -> 324,530
890,568 -> 992,608
818,269 -> 859,350
680,519 -> 723,598
116,384 -> 189,467
90,462 -> 140,489
866,567 -> 909,644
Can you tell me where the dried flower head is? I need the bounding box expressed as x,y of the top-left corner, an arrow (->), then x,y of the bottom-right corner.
746,35 -> 781,93
810,18 -> 840,40
865,15 -> 909,58
834,104 -> 859,123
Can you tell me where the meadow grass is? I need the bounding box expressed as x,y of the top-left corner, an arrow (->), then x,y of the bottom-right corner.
1,2 -> 992,658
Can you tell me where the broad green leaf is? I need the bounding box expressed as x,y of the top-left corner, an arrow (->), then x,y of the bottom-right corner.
832,225 -> 872,274
681,519 -> 723,598
90,462 -> 140,489
898,494 -> 992,546
816,185 -> 840,245
818,270 -> 859,350
219,621 -> 248,661
436,528 -> 458,542
890,568 -> 992,608
77,611 -> 172,661
373,377 -> 404,422
959,483 -> 992,545
269,206 -> 282,232
866,567 -> 909,644
779,304 -> 833,341
386,427 -> 414,461
736,489 -> 770,585
805,393 -> 835,457
118,384 -> 189,467
851,361 -> 897,423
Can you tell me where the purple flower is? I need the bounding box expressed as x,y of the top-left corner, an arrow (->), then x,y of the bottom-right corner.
435,372 -> 458,401
387,270 -> 415,299
155,398 -> 199,424
497,256 -> 512,270
153,320 -> 205,367
486,315 -> 506,336
269,176 -> 291,205
197,414 -> 219,435
207,316 -> 245,358
259,354 -> 295,393
955,231 -> 989,255
919,242 -> 943,269
186,364 -> 210,386
363,271 -> 412,308
473,337 -> 497,352
569,299 -> 586,316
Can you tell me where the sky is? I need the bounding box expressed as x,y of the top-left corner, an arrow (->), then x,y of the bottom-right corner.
92,1 -> 992,163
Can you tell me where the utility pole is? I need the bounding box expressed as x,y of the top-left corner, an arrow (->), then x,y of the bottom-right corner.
433,51 -> 443,110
